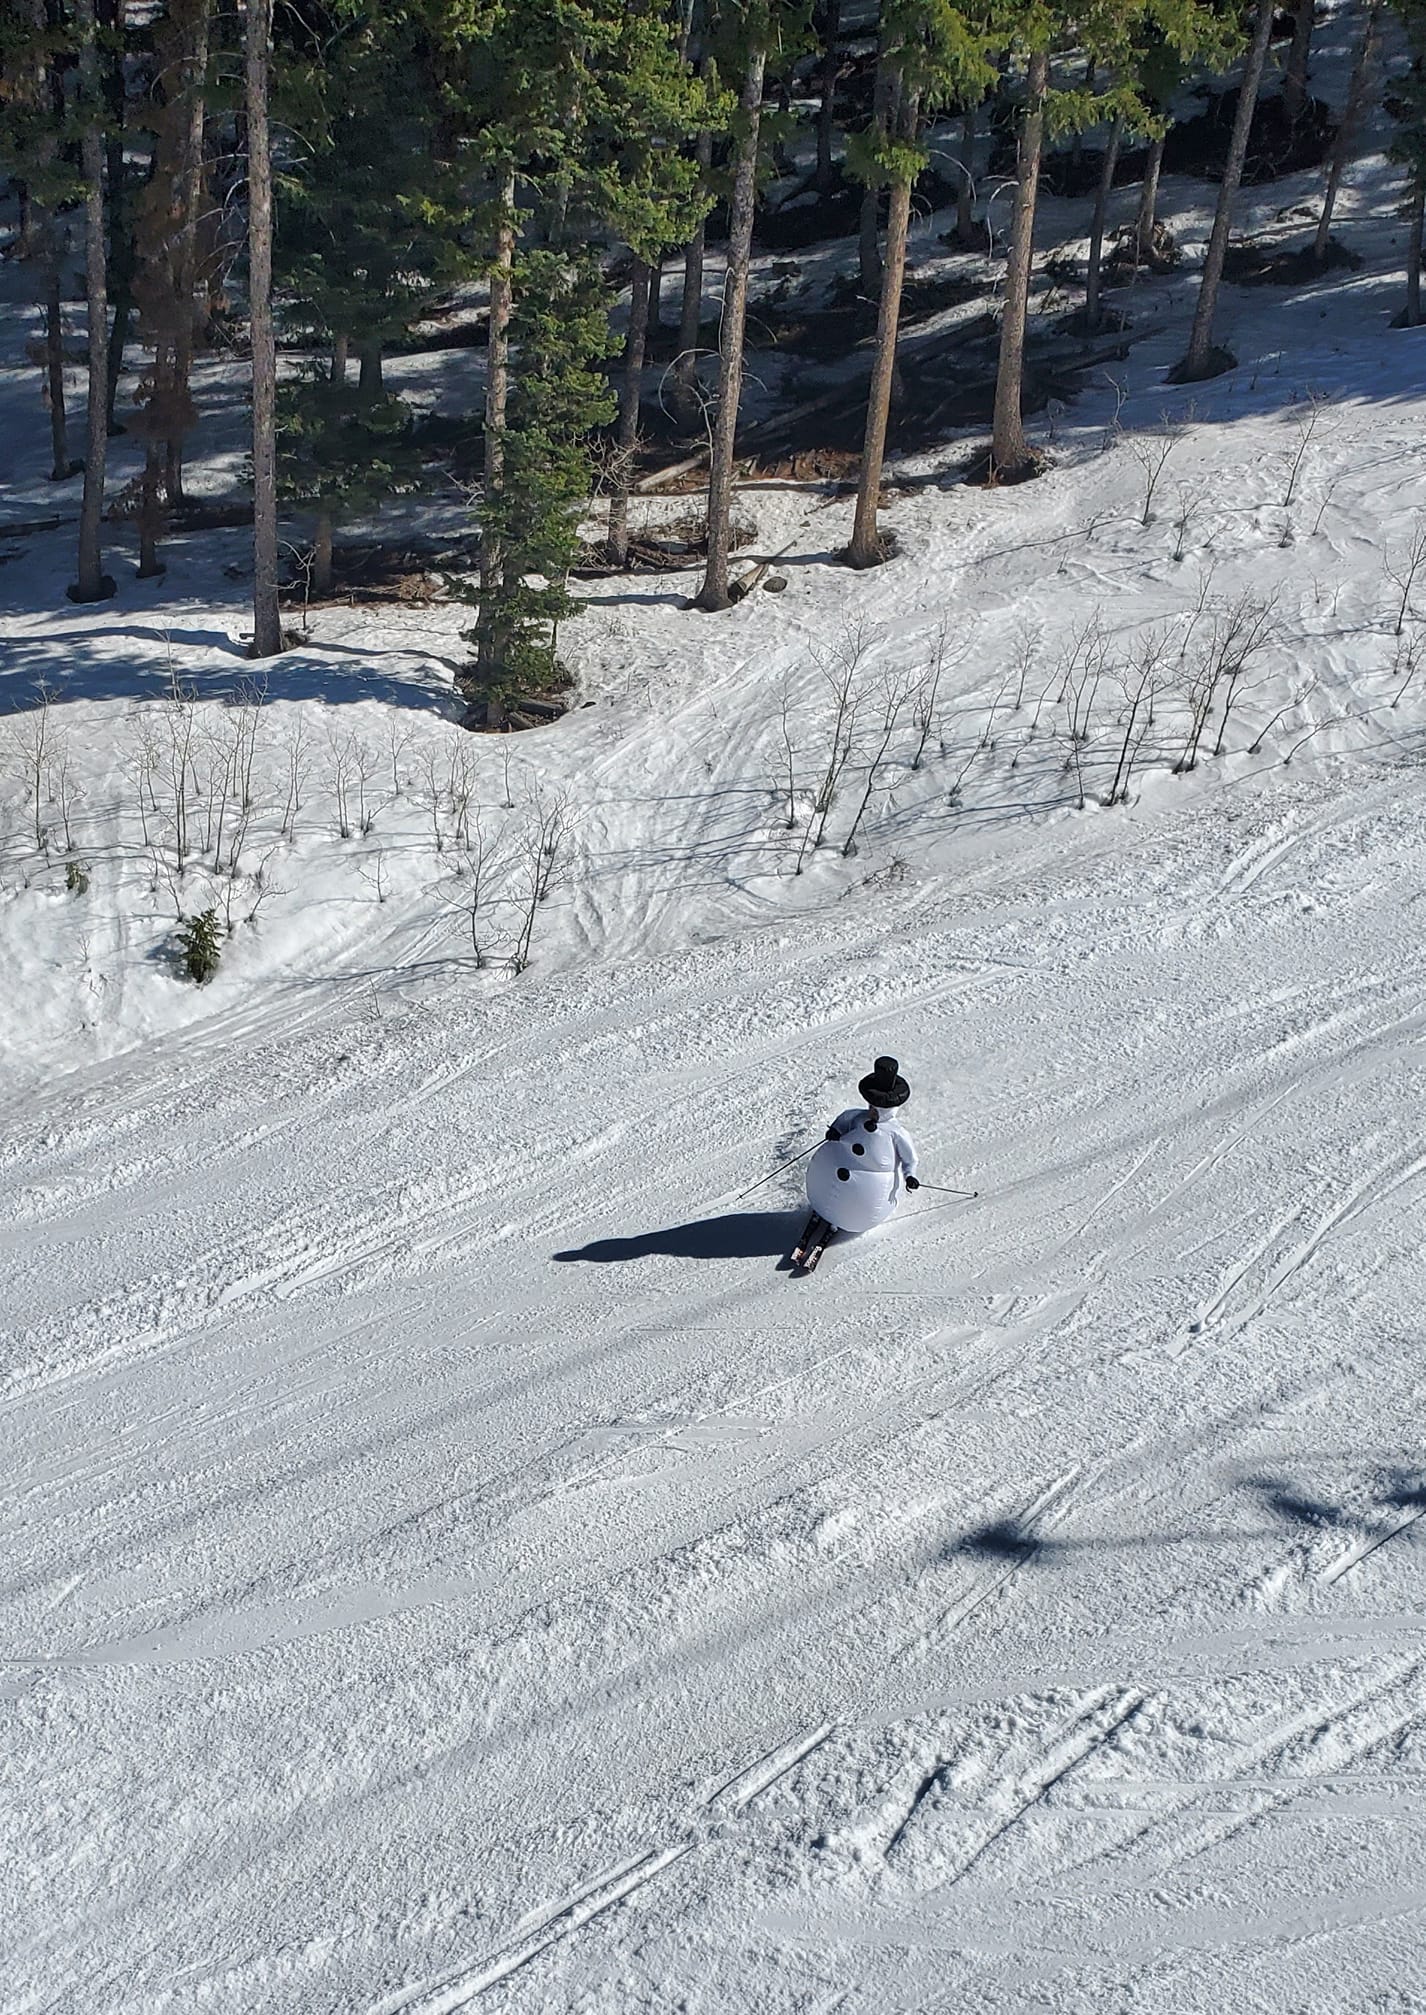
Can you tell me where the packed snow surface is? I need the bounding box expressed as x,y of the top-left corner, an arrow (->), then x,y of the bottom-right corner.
6,38 -> 1426,2009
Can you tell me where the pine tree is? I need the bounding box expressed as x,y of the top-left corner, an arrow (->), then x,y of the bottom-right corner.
177,906 -> 223,983
814,0 -> 841,190
70,0 -> 114,603
450,0 -> 713,696
1283,0 -> 1314,124
988,36 -> 1048,479
245,0 -> 281,656
275,6 -> 472,398
457,251 -> 617,721
278,379 -> 425,596
128,0 -> 210,576
600,7 -> 716,566
1388,0 -> 1426,326
1171,0 -> 1273,380
989,0 -> 1231,474
0,0 -> 82,482
1313,0 -> 1381,263
691,28 -> 765,610
673,57 -> 717,434
847,0 -> 993,567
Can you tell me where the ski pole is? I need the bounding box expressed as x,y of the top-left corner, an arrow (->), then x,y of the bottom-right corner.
732,1139 -> 819,1202
912,1183 -> 980,1199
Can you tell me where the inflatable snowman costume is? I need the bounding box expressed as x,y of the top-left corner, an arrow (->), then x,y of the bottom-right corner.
797,1057 -> 919,1265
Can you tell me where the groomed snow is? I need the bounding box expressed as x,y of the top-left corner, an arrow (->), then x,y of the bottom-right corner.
5,24 -> 1426,2006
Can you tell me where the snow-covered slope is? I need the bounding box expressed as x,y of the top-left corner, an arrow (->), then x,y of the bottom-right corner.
6,29 -> 1426,2004
7,752 -> 1426,2012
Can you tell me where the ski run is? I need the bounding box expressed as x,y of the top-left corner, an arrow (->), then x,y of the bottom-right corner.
6,3 -> 1426,2008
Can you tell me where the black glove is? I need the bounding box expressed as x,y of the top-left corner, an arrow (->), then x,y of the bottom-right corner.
825,1125 -> 841,1141
904,1175 -> 920,1191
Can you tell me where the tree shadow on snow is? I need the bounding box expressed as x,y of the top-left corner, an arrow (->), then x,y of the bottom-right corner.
553,1210 -> 797,1264
940,1467 -> 1426,1573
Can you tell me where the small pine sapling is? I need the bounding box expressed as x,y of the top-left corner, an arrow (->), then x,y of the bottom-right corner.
177,906 -> 223,984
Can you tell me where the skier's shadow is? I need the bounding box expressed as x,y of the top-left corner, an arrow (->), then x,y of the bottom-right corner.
553,1210 -> 797,1264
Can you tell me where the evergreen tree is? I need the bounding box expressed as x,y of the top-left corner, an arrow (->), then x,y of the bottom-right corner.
70,0 -> 114,603
691,0 -> 806,613
0,0 -> 83,481
128,0 -> 210,574
989,0 -> 1230,475
246,0 -> 281,656
846,0 -> 993,567
988,30 -> 1047,479
601,7 -> 717,566
673,52 -> 718,434
277,378 -> 424,595
1313,0 -> 1381,263
456,251 -> 617,720
692,28 -> 764,610
449,0 -> 713,695
1387,0 -> 1426,325
1171,0 -> 1274,380
275,4 -> 472,394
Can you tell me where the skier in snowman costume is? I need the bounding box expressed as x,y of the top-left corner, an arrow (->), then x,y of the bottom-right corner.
793,1056 -> 920,1270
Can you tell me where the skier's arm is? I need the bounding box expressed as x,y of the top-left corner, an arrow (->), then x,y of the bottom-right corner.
826,1107 -> 863,1141
891,1125 -> 919,1178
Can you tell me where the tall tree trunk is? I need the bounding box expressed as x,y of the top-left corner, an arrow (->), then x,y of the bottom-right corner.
1072,56 -> 1095,170
44,249 -> 71,481
17,182 -> 35,258
1084,113 -> 1124,334
693,42 -> 765,613
647,253 -> 663,341
1174,0 -> 1276,380
989,47 -> 1047,479
476,169 -> 516,683
358,341 -> 384,398
72,0 -> 112,603
674,118 -> 713,431
607,258 -> 651,568
815,0 -> 841,192
313,510 -> 334,596
102,147 -> 131,435
1314,1 -> 1380,260
848,95 -> 918,569
99,0 -> 129,435
858,41 -> 898,294
1135,131 -> 1165,260
137,435 -> 165,577
168,0 -> 210,502
331,330 -> 349,384
1283,0 -> 1314,124
246,0 -> 281,656
955,105 -> 977,244
1405,172 -> 1425,327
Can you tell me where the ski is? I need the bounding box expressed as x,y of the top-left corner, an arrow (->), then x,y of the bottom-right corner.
791,1213 -> 835,1275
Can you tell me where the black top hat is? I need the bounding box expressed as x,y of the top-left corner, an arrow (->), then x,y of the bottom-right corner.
858,1055 -> 910,1108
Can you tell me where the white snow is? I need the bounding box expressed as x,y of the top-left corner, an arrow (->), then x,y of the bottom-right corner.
5,24 -> 1426,2007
